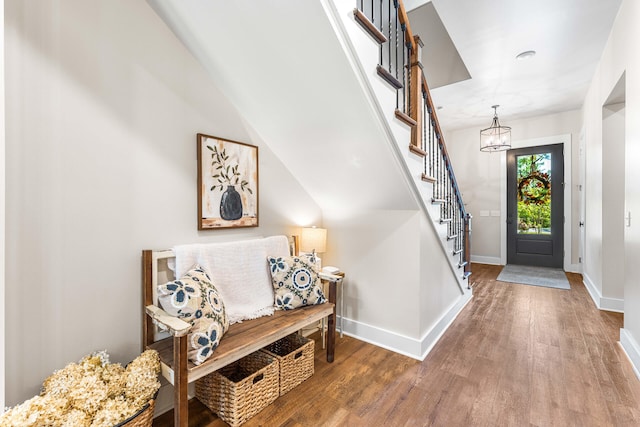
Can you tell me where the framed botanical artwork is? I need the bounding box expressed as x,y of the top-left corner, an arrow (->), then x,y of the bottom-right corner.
197,133 -> 259,229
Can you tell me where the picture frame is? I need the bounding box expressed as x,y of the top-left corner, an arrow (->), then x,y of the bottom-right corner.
197,133 -> 259,229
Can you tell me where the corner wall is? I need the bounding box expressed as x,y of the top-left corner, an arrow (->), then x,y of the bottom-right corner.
580,0 -> 640,371
4,0 -> 321,406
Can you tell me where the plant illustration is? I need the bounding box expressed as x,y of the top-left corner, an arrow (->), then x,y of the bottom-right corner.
207,145 -> 253,194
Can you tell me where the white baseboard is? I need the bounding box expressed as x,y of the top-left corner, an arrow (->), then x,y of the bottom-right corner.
620,329 -> 640,380
419,290 -> 473,358
471,255 -> 502,265
340,318 -> 423,360
342,291 -> 473,360
583,273 -> 624,313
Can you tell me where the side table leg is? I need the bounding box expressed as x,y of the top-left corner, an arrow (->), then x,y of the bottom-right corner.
340,279 -> 344,338
327,280 -> 336,363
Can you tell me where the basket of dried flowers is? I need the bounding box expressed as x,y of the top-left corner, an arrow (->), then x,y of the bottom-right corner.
0,349 -> 161,427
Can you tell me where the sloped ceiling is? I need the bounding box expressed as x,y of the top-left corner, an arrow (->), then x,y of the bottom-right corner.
147,0 -> 419,217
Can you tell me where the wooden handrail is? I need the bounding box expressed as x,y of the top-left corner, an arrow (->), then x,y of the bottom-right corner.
397,0 -> 416,52
420,76 -> 467,217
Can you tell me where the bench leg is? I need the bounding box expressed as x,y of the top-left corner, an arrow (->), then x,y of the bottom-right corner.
327,280 -> 337,363
174,335 -> 189,427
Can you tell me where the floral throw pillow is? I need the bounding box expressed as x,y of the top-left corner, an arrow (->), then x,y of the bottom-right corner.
157,265 -> 229,365
267,256 -> 327,310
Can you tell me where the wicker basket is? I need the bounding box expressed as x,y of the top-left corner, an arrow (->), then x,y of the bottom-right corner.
195,351 -> 279,427
114,394 -> 156,427
262,333 -> 314,396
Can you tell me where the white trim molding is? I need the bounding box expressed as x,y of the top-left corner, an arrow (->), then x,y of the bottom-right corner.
419,291 -> 473,358
341,291 -> 473,360
583,273 -> 624,313
620,329 -> 640,380
471,255 -> 502,266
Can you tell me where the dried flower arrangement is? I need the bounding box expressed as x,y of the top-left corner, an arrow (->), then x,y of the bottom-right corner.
0,350 -> 161,427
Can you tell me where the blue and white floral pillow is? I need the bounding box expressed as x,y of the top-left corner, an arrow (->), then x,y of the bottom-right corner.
157,265 -> 229,365
267,256 -> 326,310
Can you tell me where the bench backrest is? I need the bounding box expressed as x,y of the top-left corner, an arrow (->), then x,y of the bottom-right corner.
142,235 -> 299,346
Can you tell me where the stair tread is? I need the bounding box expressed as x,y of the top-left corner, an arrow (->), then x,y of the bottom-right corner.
353,9 -> 387,44
396,110 -> 417,127
422,174 -> 436,183
376,65 -> 403,90
409,144 -> 426,157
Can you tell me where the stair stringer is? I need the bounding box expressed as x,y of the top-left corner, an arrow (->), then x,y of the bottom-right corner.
322,0 -> 471,294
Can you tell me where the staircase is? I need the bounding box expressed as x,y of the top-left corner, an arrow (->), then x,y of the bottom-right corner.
326,0 -> 472,290
148,0 -> 472,366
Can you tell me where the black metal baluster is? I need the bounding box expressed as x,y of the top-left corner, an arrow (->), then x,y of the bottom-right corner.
435,132 -> 439,198
447,167 -> 452,228
379,0 -> 384,66
444,154 -> 448,220
422,93 -> 426,154
457,202 -> 461,257
372,0 -> 375,23
429,107 -> 434,177
395,1 -> 400,82
395,3 -> 400,111
387,0 -> 392,74
402,41 -> 410,116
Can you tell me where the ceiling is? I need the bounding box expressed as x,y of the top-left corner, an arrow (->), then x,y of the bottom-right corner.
406,0 -> 623,131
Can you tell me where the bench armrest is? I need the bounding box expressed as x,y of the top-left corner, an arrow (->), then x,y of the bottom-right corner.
146,305 -> 191,337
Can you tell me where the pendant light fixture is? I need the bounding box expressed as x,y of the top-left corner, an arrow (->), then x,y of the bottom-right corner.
480,105 -> 511,152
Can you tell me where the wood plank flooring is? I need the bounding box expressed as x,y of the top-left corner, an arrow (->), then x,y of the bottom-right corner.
153,264 -> 640,426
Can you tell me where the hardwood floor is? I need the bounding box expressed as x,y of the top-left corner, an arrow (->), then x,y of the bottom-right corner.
153,264 -> 640,426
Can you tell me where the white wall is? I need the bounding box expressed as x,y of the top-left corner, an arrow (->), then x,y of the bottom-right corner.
580,0 -> 640,368
322,209 -> 464,359
324,211 -> 421,338
445,111 -> 582,267
0,0 -> 5,411
4,0 -> 321,406
602,102 -> 625,302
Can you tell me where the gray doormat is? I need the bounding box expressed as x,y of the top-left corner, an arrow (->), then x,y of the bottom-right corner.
496,264 -> 570,290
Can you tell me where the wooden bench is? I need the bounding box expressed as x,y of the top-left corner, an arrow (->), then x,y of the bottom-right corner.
142,244 -> 337,427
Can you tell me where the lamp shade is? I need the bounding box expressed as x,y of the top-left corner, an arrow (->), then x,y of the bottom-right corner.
300,227 -> 327,253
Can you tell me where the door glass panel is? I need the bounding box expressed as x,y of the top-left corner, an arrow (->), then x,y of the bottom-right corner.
517,153 -> 552,235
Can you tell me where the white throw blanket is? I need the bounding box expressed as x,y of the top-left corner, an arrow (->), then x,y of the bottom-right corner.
173,236 -> 289,324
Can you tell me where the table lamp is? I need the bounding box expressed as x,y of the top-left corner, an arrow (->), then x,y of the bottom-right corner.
300,227 -> 327,269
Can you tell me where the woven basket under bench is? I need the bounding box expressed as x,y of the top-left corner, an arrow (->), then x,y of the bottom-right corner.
195,351 -> 279,427
262,333 -> 314,396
